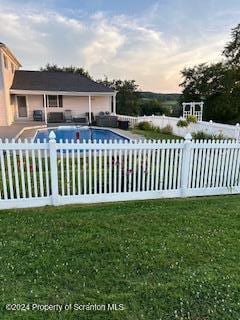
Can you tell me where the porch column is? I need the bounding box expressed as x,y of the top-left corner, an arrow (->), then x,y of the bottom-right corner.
43,94 -> 47,125
113,93 -> 116,114
88,95 -> 92,124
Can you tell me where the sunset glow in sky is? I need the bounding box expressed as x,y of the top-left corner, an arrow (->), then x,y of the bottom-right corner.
1,0 -> 240,92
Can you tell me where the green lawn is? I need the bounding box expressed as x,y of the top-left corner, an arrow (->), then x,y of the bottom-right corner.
0,196 -> 240,319
132,128 -> 181,140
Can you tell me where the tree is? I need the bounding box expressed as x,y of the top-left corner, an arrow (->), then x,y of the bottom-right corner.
138,99 -> 170,116
223,24 -> 240,67
180,24 -> 240,123
180,63 -> 240,122
40,64 -> 92,79
98,77 -> 140,115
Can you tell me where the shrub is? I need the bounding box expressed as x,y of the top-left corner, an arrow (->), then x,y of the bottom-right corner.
212,133 -> 226,140
161,124 -> 173,135
177,119 -> 188,127
135,121 -> 152,130
192,131 -> 226,140
152,126 -> 162,134
186,115 -> 197,124
192,131 -> 211,140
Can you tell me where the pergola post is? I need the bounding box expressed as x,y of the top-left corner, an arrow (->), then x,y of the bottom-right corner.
43,94 -> 47,125
191,102 -> 194,116
112,94 -> 116,114
88,95 -> 92,124
200,102 -> 203,121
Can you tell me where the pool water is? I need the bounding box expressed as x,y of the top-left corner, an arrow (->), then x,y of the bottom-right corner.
35,127 -> 129,143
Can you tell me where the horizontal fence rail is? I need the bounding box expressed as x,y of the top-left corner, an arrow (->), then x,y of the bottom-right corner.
0,133 -> 240,209
117,114 -> 240,140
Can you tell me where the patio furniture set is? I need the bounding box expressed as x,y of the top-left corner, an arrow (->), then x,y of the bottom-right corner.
33,110 -> 129,129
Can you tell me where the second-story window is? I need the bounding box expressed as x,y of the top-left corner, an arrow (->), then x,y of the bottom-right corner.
3,55 -> 8,69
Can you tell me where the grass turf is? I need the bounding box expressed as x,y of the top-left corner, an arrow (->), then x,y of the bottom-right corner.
132,128 -> 181,140
0,195 -> 240,319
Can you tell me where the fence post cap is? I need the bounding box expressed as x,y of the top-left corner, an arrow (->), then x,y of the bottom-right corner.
184,133 -> 192,141
209,120 -> 213,124
236,123 -> 239,127
49,130 -> 56,140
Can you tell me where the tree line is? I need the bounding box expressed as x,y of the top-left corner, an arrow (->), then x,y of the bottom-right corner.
180,24 -> 240,124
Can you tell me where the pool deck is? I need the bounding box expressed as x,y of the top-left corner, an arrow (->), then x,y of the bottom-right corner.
3,123 -> 142,141
0,122 -> 46,140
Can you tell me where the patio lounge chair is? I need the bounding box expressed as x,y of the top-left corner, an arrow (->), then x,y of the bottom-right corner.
85,112 -> 95,125
95,114 -> 118,128
86,112 -> 95,122
33,110 -> 43,121
64,110 -> 72,123
72,116 -> 89,125
48,112 -> 65,123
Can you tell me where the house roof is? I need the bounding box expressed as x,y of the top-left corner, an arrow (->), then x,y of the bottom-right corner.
11,70 -> 114,93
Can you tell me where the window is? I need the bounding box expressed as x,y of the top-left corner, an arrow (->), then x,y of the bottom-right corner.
47,95 -> 63,107
3,55 -> 8,69
47,95 -> 58,107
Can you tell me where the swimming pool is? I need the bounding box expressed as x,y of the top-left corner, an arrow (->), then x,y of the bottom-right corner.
35,127 -> 130,143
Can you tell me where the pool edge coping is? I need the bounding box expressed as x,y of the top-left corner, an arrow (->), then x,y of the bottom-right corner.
33,126 -> 133,142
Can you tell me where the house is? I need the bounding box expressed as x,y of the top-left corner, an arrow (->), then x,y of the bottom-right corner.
0,43 -> 116,126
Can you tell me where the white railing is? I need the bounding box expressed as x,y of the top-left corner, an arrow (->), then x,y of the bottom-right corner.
117,114 -> 240,140
117,114 -> 139,127
0,132 -> 240,209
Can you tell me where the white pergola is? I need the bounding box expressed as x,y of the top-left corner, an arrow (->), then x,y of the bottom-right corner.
182,102 -> 203,121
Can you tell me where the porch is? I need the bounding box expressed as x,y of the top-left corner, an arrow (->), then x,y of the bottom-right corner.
10,91 -> 117,125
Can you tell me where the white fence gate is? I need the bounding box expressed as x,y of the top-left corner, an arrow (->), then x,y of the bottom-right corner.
0,133 -> 240,209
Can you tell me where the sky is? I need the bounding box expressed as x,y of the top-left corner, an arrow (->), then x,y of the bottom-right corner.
1,0 -> 240,93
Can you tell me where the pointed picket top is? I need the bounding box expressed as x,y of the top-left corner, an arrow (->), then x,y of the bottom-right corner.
49,130 -> 56,140
184,133 -> 192,141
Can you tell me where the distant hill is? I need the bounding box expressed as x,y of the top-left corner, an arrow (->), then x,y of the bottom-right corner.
139,91 -> 182,117
139,91 -> 181,102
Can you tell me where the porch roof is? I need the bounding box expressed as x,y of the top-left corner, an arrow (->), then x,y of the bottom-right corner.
11,70 -> 115,93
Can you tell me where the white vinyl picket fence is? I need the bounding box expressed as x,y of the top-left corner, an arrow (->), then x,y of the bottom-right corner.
0,132 -> 240,209
117,114 -> 240,140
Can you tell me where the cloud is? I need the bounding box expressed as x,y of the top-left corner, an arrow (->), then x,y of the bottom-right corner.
82,15 -> 125,67
0,1 -> 235,92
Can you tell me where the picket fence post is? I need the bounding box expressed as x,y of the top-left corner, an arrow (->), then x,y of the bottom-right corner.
181,133 -> 192,197
49,131 -> 59,205
235,123 -> 240,142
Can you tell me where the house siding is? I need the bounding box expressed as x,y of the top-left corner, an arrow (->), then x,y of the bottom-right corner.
62,96 -> 112,116
0,49 -> 19,126
0,53 -> 6,126
24,94 -> 112,120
